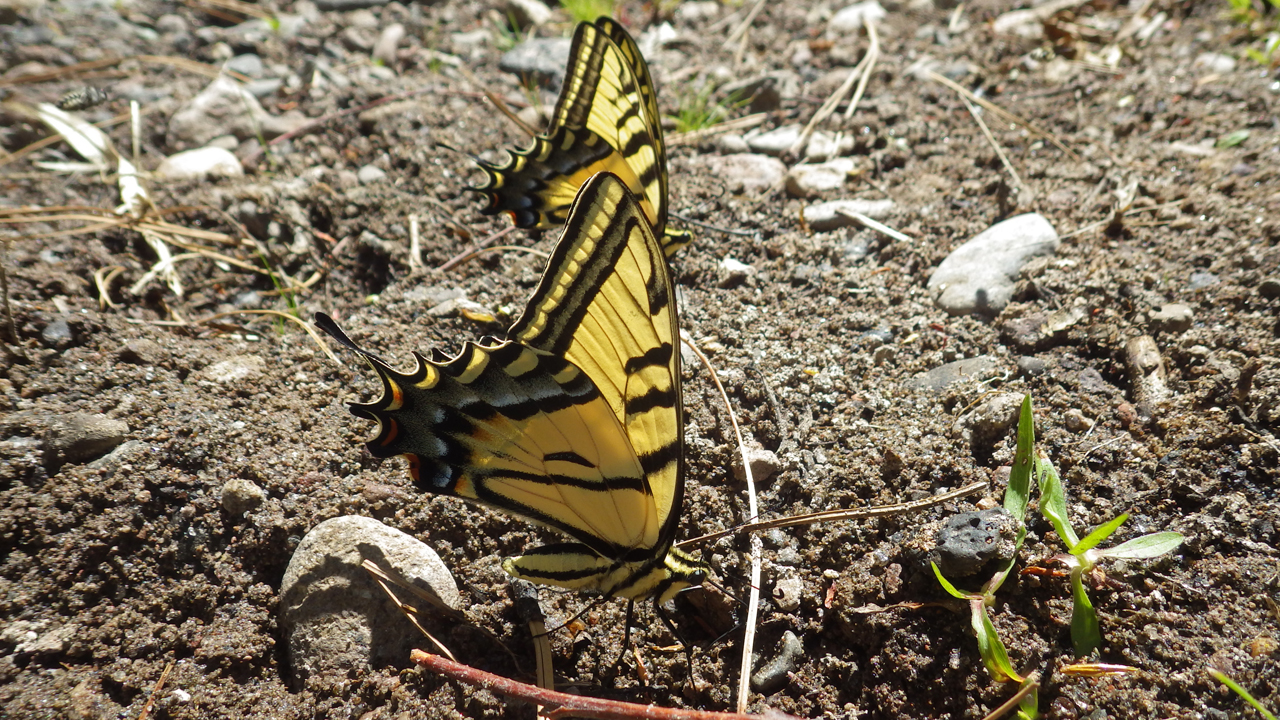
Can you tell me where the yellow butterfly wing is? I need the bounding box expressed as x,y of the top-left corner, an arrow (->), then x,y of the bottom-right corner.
470,18 -> 691,257
317,172 -> 703,601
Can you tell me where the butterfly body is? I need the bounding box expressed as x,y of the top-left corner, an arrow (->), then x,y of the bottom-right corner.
318,172 -> 705,603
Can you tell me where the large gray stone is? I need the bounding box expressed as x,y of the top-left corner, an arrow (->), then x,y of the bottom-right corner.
927,213 -> 1059,316
279,516 -> 462,687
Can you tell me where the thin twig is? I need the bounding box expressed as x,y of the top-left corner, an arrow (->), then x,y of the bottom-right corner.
410,650 -> 800,720
436,225 -> 520,272
679,480 -> 988,547
679,331 -> 761,714
834,209 -> 912,242
408,213 -> 421,270
134,661 -> 174,720
957,93 -> 1030,200
925,70 -> 1078,160
667,112 -> 768,147
126,309 -> 340,363
722,0 -> 767,52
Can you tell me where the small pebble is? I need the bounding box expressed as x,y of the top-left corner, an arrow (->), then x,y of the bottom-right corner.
732,445 -> 781,484
750,631 -> 804,694
785,158 -> 857,197
357,165 -> 387,184
221,478 -> 266,515
717,257 -> 756,288
1064,409 -> 1093,433
772,575 -> 803,612
1149,303 -> 1193,334
745,124 -> 803,155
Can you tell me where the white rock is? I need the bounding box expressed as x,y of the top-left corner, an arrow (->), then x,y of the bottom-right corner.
745,124 -> 803,155
169,75 -> 308,146
373,23 -> 405,66
803,198 -> 896,231
155,147 -> 244,181
676,1 -> 720,21
927,213 -> 1059,316
1193,52 -> 1236,74
639,22 -> 678,56
717,133 -> 750,153
196,355 -> 266,384
786,157 -> 857,197
805,131 -> 854,161
357,164 -> 387,184
828,1 -> 886,34
504,0 -> 552,28
691,154 -> 787,193
279,516 -> 461,686
718,257 -> 756,288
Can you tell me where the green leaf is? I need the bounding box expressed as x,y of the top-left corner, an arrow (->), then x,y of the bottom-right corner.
1070,569 -> 1103,657
1074,513 -> 1129,555
1208,669 -> 1280,720
1217,130 -> 1250,148
1006,395 -> 1035,521
976,602 -> 1023,682
1037,451 -> 1079,549
1018,680 -> 1040,720
984,524 -> 1028,596
1100,532 -> 1185,559
931,562 -> 970,600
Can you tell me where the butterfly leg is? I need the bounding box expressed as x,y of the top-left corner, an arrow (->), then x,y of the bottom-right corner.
654,599 -> 696,684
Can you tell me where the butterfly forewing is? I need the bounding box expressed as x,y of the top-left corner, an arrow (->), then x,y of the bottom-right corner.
509,173 -> 684,543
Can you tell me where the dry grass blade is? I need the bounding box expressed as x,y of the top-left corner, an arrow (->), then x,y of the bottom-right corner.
410,650 -> 801,720
0,113 -> 131,171
958,93 -> 1031,201
790,20 -> 880,157
361,559 -> 460,662
722,0 -> 768,52
667,112 -> 768,147
128,309 -> 341,364
678,481 -> 988,547
94,265 -> 127,309
485,89 -> 540,137
183,0 -> 274,21
507,579 -> 554,693
925,70 -> 1078,160
679,331 -> 761,714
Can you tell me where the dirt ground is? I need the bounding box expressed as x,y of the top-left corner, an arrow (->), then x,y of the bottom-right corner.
2,0 -> 1279,718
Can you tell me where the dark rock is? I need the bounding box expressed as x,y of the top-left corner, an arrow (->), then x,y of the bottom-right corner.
931,508 -> 1021,577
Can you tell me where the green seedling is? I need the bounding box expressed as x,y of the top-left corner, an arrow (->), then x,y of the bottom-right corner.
1209,668 -> 1278,719
1037,451 -> 1184,657
1218,130 -> 1250,148
1243,33 -> 1280,66
670,84 -> 749,134
493,12 -> 530,52
256,249 -> 300,332
561,0 -> 615,24
931,396 -> 1038,718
